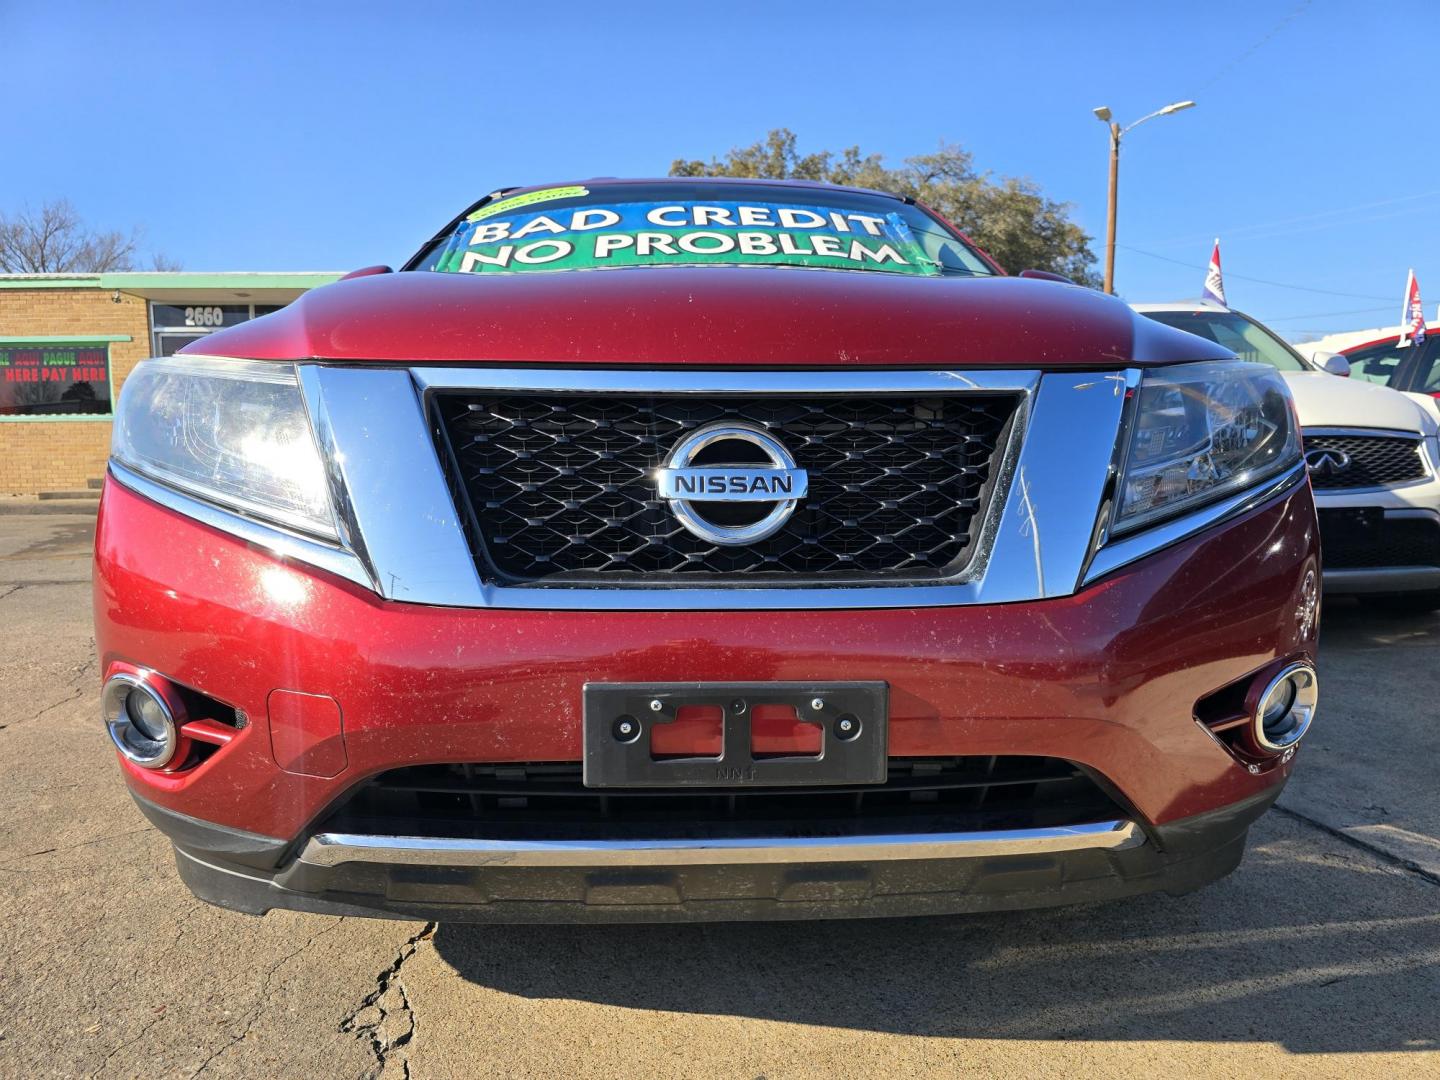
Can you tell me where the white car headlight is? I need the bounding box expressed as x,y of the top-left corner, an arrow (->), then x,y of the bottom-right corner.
112,357 -> 337,539
1112,360 -> 1301,535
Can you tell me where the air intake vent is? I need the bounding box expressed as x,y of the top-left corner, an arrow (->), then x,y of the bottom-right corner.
317,757 -> 1124,842
1318,512 -> 1440,569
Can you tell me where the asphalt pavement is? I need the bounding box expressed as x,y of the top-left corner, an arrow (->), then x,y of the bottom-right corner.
1,513 -> 1436,1079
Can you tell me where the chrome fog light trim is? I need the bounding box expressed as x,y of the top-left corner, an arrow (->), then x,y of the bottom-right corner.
1254,661 -> 1317,752
103,672 -> 179,769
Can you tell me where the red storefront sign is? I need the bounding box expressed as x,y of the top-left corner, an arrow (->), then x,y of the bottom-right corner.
0,344 -> 112,416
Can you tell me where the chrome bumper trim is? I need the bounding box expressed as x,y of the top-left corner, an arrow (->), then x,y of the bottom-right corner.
1322,566 -> 1440,594
296,820 -> 1144,869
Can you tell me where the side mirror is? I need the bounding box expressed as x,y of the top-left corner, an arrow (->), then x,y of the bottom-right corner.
1314,351 -> 1351,377
340,265 -> 393,281
1018,268 -> 1077,285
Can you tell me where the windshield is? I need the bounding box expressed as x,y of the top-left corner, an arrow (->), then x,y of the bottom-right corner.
409,182 -> 996,278
1141,309 -> 1310,372
1345,337 -> 1424,389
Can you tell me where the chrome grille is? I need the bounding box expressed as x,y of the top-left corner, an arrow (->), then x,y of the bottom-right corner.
436,392 -> 1017,583
1303,433 -> 1427,489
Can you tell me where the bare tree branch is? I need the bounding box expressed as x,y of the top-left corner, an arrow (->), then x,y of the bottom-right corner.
0,199 -> 140,273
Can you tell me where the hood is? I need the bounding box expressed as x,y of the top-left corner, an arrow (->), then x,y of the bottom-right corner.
1282,371 -> 1436,435
189,268 -> 1228,368
1402,389 -> 1440,427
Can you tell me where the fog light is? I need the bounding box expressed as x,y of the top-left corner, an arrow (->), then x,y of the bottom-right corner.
103,672 -> 180,768
125,691 -> 170,742
1253,662 -> 1317,752
1260,680 -> 1296,728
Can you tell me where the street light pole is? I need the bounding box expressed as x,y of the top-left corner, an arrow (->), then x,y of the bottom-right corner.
1104,120 -> 1120,295
1092,101 -> 1197,296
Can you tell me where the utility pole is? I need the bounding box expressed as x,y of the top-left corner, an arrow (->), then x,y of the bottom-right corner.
1092,101 -> 1197,295
1104,120 -> 1120,295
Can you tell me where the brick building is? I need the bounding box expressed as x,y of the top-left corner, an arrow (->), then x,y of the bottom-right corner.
0,272 -> 339,494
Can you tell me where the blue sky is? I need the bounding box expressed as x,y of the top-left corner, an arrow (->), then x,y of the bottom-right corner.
2,1 -> 1432,341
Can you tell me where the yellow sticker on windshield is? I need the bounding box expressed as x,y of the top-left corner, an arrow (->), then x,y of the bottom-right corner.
467,186 -> 590,223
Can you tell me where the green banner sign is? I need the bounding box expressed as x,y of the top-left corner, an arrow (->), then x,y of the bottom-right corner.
434,200 -> 940,277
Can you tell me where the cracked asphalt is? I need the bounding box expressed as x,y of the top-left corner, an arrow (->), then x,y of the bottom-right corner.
0,513 -> 1437,1079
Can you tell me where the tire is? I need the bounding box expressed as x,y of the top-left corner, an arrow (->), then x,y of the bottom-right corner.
1364,590 -> 1440,614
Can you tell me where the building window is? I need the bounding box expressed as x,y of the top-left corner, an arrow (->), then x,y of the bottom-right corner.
149,302 -> 289,356
0,342 -> 113,418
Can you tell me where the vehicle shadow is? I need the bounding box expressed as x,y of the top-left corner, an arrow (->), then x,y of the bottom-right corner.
427,602 -> 1440,1054
0,517 -> 96,561
431,815 -> 1440,1054
1319,595 -> 1440,652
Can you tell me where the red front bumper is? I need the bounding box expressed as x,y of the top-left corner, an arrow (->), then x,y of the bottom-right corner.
94,476 -> 1320,844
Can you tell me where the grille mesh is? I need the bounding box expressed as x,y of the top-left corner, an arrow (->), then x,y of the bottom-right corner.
1304,433 -> 1428,489
321,757 -> 1123,841
1319,513 -> 1440,569
437,393 -> 1016,582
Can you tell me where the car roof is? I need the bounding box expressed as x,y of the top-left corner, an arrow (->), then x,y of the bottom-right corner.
1129,299 -> 1233,313
495,176 -> 911,204
1340,332 -> 1407,354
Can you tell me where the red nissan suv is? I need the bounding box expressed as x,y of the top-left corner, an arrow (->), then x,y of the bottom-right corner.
95,179 -> 1320,923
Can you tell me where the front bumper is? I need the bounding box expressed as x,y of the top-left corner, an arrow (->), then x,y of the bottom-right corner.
96,475 -> 1318,921
1322,562 -> 1440,595
1313,488 -> 1440,595
136,788 -> 1278,923
1307,427 -> 1440,594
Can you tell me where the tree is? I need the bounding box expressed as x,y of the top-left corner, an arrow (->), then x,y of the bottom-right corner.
0,199 -> 180,273
671,129 -> 1098,286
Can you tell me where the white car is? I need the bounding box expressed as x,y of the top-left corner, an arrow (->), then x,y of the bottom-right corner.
1134,301 -> 1440,612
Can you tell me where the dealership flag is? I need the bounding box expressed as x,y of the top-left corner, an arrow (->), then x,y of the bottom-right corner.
1202,238 -> 1226,305
1399,269 -> 1427,347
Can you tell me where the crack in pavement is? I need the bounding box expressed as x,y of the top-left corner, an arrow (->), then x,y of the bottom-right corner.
186,918 -> 347,1078
341,922 -> 437,1079
33,685 -> 90,721
19,825 -> 155,860
1274,802 -> 1440,887
0,682 -> 94,736
87,1012 -> 168,1079
76,906 -> 209,1013
0,578 -> 88,596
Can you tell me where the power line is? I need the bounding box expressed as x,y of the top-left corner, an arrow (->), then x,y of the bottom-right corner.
1116,244 -> 1395,301
1151,190 -> 1440,248
1202,205 -> 1440,247
1197,0 -> 1312,91
1262,306 -> 1394,322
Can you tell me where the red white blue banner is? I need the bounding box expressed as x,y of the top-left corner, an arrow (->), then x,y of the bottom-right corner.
1202,238 -> 1226,305
1399,269 -> 1426,347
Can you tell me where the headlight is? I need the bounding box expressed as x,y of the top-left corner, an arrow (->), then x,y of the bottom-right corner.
1112,361 -> 1301,535
112,357 -> 337,539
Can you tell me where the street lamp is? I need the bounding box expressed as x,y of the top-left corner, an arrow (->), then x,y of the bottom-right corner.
1093,100 -> 1196,295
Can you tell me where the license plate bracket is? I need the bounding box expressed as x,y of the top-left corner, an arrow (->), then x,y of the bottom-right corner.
583,681 -> 888,788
